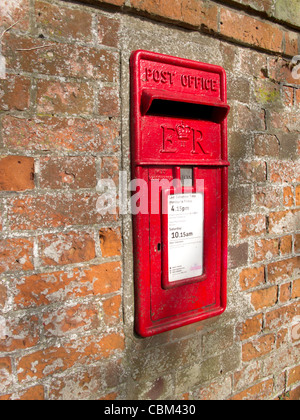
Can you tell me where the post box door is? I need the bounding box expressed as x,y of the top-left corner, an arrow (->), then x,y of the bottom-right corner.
149,167 -> 221,322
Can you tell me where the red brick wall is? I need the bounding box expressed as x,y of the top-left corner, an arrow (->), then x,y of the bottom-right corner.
0,0 -> 299,400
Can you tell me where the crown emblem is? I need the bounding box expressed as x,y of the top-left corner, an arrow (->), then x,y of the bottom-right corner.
176,123 -> 191,139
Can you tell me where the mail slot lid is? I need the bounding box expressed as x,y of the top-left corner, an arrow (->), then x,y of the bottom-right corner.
135,52 -> 226,102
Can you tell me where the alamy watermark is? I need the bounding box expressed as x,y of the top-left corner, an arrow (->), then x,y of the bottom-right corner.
96,171 -> 204,216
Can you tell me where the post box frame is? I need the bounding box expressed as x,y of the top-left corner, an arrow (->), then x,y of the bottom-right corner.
130,50 -> 230,337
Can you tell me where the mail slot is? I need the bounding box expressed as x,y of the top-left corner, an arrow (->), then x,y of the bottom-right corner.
130,50 -> 230,337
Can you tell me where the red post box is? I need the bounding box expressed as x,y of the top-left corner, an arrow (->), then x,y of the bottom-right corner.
130,50 -> 230,337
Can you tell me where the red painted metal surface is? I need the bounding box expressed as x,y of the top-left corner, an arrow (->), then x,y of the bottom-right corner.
130,50 -> 230,337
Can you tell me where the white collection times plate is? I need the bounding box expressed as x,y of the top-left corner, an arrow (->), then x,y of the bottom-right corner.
167,193 -> 204,283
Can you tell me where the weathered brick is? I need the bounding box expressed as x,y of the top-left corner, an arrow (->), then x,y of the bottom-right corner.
287,386 -> 300,400
268,210 -> 299,235
228,132 -> 247,159
239,266 -> 265,291
102,295 -> 122,326
269,58 -> 300,86
17,333 -> 125,382
0,385 -> 45,401
253,238 -> 279,263
94,0 -> 125,5
181,0 -> 219,31
37,80 -> 94,116
0,357 -> 12,394
296,89 -> 300,106
228,243 -> 248,269
13,262 -> 122,309
130,0 -> 181,23
0,156 -> 34,191
0,283 -> 7,310
129,0 -> 220,30
91,262 -> 122,295
279,283 -> 292,303
229,186 -> 251,214
197,377 -> 232,401
0,0 -> 30,31
263,346 -> 296,376
48,366 -> 103,400
231,379 -> 274,400
250,285 -> 278,310
220,8 -> 283,53
39,156 -> 97,189
279,235 -> 293,256
99,391 -> 118,400
0,394 -> 12,401
254,79 -> 280,106
242,334 -> 275,362
35,1 -> 93,41
2,116 -> 120,154
268,109 -> 300,133
0,203 -> 3,231
98,86 -> 120,117
101,156 -> 120,187
296,185 -> 300,206
287,365 -> 300,387
39,231 -> 96,266
99,227 -> 122,257
292,278 -> 300,299
227,77 -> 250,104
234,104 -> 266,131
104,359 -> 126,390
17,385 -> 45,401
265,302 -> 299,330
42,303 -> 100,338
0,237 -> 34,273
219,43 -> 238,73
278,133 -> 299,160
239,161 -> 266,183
269,161 -> 300,184
283,86 -> 294,107
254,186 -> 281,209
233,361 -> 262,393
238,314 -> 263,341
277,327 -> 289,349
254,134 -> 279,157
285,32 -> 299,57
228,0 -> 273,14
283,186 -> 294,207
239,48 -> 267,78
3,34 -> 119,82
6,192 -> 117,231
239,214 -> 266,239
98,14 -> 120,48
267,257 -> 299,284
0,75 -> 30,111
0,314 -> 39,353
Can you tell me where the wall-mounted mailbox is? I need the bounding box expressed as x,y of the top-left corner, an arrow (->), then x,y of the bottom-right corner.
130,50 -> 230,337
